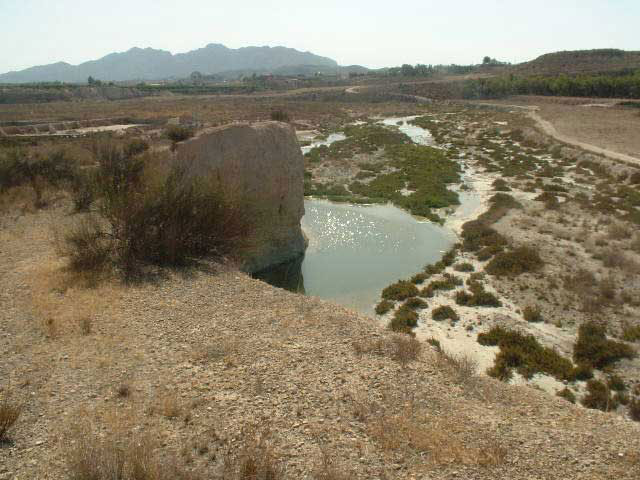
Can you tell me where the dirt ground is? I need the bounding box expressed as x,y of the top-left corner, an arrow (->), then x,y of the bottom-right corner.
468,96 -> 640,159
2,97 -> 640,479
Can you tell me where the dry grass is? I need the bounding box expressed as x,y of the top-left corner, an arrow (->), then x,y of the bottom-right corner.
367,409 -> 505,466
435,349 -> 478,387
312,448 -> 354,480
0,393 -> 22,443
65,420 -> 201,480
352,333 -> 422,366
27,259 -> 122,338
156,392 -> 182,419
221,425 -> 284,480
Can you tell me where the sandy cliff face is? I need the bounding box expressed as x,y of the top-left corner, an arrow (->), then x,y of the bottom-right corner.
176,121 -> 306,272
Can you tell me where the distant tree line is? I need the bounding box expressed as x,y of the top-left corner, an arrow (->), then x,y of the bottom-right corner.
386,57 -> 509,78
463,72 -> 640,99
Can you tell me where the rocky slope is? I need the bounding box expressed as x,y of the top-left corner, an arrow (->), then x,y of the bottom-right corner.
1,202 -> 639,479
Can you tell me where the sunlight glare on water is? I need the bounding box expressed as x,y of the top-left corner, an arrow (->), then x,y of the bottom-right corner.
301,200 -> 454,315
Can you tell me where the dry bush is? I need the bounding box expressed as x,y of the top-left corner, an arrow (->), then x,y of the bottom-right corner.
367,410 -> 504,466
435,350 -> 478,387
352,334 -> 421,366
222,425 -> 284,480
312,448 -> 353,480
157,392 -> 182,419
62,147 -> 254,278
0,393 -> 22,443
608,222 -> 631,240
65,421 -> 200,480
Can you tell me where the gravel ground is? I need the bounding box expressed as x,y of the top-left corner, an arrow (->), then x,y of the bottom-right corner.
1,205 -> 640,479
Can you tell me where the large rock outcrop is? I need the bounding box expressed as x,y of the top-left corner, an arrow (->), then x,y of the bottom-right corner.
175,121 -> 306,273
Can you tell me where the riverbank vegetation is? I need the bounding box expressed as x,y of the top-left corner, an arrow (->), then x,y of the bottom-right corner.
462,72 -> 640,99
304,120 -> 461,222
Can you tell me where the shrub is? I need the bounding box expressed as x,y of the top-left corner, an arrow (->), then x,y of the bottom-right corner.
476,244 -> 504,261
61,216 -> 112,274
478,326 -> 574,381
270,109 -> 291,122
455,285 -> 501,308
432,305 -> 459,322
411,272 -> 428,284
607,374 -> 626,391
485,246 -> 543,277
426,337 -> 441,351
0,149 -> 76,207
581,379 -> 618,411
70,170 -> 96,212
165,125 -> 194,143
488,193 -> 522,209
404,297 -> 428,310
523,306 -> 543,323
461,220 -> 507,253
492,178 -> 511,192
556,387 -> 576,404
64,148 -> 253,277
453,262 -> 474,272
573,322 -> 636,369
375,299 -> 394,315
570,363 -> 594,381
621,323 -> 640,342
389,305 -> 419,332
0,395 -> 22,443
66,424 -> 204,480
382,281 -> 419,301
123,138 -> 149,157
487,358 -> 513,382
630,398 -> 640,421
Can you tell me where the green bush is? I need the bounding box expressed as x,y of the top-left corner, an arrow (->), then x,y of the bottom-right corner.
556,387 -> 576,404
432,305 -> 459,322
486,246 -> 543,277
581,380 -> 618,412
410,272 -> 428,284
381,281 -> 419,301
523,306 -> 543,323
455,279 -> 501,307
492,178 -> 511,192
573,322 -> 636,369
630,398 -> 640,421
487,358 -> 513,381
607,374 -> 626,391
166,125 -> 195,143
270,109 -> 291,122
478,326 -> 574,381
453,262 -> 474,272
404,297 -> 428,310
389,305 -> 419,333
460,220 -> 507,253
375,299 -> 394,315
570,363 -> 594,381
124,138 -> 149,157
621,323 -> 640,342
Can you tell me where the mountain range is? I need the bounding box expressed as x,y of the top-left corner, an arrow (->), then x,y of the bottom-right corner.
0,44 -> 344,84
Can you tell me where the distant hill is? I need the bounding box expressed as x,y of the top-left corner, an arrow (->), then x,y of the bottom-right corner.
0,44 -> 340,84
512,49 -> 640,76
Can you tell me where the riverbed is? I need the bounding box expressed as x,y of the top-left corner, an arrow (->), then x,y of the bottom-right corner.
258,116 -> 480,315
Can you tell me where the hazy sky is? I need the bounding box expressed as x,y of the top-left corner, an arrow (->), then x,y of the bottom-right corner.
1,0 -> 638,73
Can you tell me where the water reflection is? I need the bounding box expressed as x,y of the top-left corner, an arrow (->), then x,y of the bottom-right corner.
255,199 -> 454,315
253,255 -> 305,294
